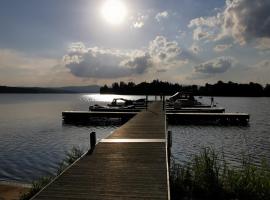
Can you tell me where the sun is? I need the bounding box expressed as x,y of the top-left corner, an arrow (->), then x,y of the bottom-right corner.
101,0 -> 127,25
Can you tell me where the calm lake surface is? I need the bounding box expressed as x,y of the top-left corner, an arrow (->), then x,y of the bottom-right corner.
0,94 -> 270,184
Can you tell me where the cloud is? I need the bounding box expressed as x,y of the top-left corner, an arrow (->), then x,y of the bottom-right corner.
64,43 -> 150,78
133,21 -> 144,28
255,38 -> 270,50
192,27 -> 211,41
188,16 -> 221,28
121,52 -> 153,74
0,49 -> 69,86
189,0 -> 270,45
194,56 -> 234,74
131,13 -> 147,29
214,44 -> 232,52
148,36 -> 187,68
64,36 -> 187,79
155,11 -> 169,22
256,60 -> 270,68
190,44 -> 201,54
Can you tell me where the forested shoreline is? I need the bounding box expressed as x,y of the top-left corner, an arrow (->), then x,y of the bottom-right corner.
100,80 -> 270,97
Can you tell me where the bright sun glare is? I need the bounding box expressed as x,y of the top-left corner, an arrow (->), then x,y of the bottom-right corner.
101,0 -> 127,25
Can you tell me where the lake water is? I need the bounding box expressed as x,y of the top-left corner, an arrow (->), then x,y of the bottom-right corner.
0,94 -> 270,184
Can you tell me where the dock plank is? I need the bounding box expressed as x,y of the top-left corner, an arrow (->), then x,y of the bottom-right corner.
32,102 -> 169,200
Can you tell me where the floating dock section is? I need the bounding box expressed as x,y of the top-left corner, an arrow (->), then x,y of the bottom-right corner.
167,112 -> 249,125
33,102 -> 170,200
63,110 -> 249,125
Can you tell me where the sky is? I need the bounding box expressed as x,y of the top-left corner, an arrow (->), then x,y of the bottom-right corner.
1,0 -> 270,87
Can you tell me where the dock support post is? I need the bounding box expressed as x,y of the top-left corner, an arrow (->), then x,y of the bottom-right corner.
146,95 -> 148,110
162,96 -> 165,111
88,132 -> 96,154
167,131 -> 172,167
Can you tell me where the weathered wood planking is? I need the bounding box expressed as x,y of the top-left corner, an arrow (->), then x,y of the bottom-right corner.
32,102 -> 169,200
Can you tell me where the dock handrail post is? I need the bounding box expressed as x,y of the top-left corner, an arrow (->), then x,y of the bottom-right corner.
88,132 -> 96,154
167,131 -> 172,167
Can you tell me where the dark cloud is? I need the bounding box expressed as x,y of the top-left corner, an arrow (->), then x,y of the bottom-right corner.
222,0 -> 270,44
189,0 -> 270,45
122,53 -> 153,74
194,57 -> 234,74
64,46 -> 131,78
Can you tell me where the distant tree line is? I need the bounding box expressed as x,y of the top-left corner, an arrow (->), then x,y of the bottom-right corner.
100,80 -> 270,97
0,85 -> 100,93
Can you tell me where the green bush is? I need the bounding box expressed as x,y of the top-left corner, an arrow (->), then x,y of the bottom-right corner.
170,148 -> 270,200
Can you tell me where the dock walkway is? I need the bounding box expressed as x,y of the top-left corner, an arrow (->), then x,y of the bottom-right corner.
32,102 -> 169,200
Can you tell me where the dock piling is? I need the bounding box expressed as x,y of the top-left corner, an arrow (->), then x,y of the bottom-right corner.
163,96 -> 165,111
88,132 -> 96,154
167,131 -> 172,167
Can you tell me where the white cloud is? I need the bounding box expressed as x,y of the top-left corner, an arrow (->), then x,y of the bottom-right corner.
148,36 -> 187,69
194,56 -> 235,74
188,15 -> 221,28
64,36 -> 187,79
214,44 -> 232,52
133,21 -> 144,28
131,13 -> 147,29
155,11 -> 169,22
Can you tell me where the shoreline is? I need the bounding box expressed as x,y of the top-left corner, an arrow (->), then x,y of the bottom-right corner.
0,181 -> 30,200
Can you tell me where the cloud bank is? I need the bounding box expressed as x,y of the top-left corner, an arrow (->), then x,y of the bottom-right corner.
63,36 -> 187,79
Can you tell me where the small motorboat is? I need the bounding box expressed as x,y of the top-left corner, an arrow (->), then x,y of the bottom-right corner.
89,98 -> 147,111
107,98 -> 146,107
168,92 -> 203,108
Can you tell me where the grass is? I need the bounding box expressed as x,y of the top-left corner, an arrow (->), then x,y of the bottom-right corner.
57,147 -> 84,175
170,148 -> 270,200
20,147 -> 84,200
19,177 -> 53,200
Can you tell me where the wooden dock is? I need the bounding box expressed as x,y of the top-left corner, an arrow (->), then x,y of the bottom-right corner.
32,102 -> 170,200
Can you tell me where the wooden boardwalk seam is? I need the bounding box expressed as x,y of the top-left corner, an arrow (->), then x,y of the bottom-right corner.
32,102 -> 170,200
